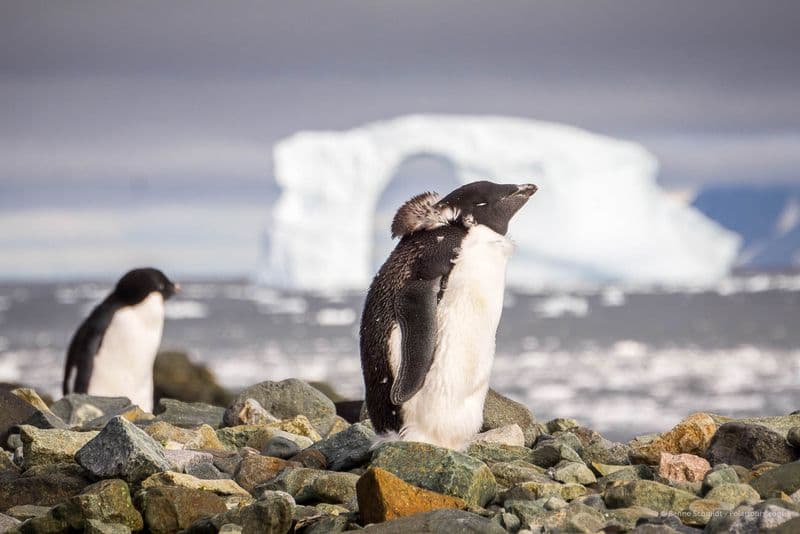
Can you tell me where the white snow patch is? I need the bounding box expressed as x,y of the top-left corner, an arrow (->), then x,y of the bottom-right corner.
261,114 -> 739,290
601,287 -> 626,307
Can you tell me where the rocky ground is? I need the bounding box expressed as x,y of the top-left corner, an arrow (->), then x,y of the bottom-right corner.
3,366 -> 800,533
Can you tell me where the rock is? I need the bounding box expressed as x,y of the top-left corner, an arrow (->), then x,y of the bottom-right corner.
705,422 -> 797,468
324,416 -> 351,438
533,502 -> 606,532
657,452 -> 711,483
0,464 -> 92,509
49,395 -> 133,427
141,471 -> 251,497
677,498 -> 734,527
64,479 -> 143,531
788,426 -> 800,447
725,502 -> 800,532
164,450 -> 215,473
628,413 -> 717,465
307,422 -> 374,471
267,415 -> 323,442
490,461 -> 549,488
234,455 -> 297,493
143,421 -> 225,451
85,519 -> 132,534
153,350 -> 233,408
770,516 -> 800,534
570,426 -> 631,465
481,389 -> 539,447
75,416 -> 170,482
185,462 -> 230,481
262,436 -> 301,459
237,398 -> 279,426
183,491 -> 295,534
18,426 -> 98,468
735,414 -> 800,438
309,472 -> 360,507
702,464 -> 739,494
529,439 -> 582,468
20,408 -> 70,432
466,441 -> 537,465
602,506 -> 658,531
552,460 -> 596,485
223,379 -> 336,436
80,405 -> 155,430
255,467 -> 327,500
139,486 -> 228,534
471,424 -> 525,447
357,467 -> 466,524
357,508 -> 505,533
546,418 -> 581,433
4,505 -> 51,521
604,480 -> 698,514
152,399 -> 225,429
503,499 -> 546,528
288,447 -> 328,469
704,483 -> 761,506
0,389 -> 36,447
0,513 -> 20,533
9,388 -> 50,413
750,461 -> 800,498
370,441 -> 496,507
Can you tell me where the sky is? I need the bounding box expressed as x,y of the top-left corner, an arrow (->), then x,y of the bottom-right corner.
1,1 -> 799,279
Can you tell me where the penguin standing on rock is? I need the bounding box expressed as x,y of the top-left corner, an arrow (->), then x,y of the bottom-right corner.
360,180 -> 537,450
62,268 -> 180,412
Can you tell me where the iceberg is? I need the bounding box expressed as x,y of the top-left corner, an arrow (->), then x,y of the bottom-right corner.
261,115 -> 739,290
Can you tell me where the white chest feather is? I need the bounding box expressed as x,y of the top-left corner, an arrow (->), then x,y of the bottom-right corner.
88,292 -> 164,412
391,225 -> 514,450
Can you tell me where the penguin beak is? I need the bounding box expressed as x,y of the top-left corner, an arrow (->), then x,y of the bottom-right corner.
514,184 -> 538,198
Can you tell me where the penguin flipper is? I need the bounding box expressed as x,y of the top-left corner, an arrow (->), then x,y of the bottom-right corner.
390,278 -> 440,405
63,302 -> 114,394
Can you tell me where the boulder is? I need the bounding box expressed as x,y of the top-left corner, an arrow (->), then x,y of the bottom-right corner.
604,480 -> 698,514
223,379 -> 336,436
701,464 -> 739,494
657,452 -> 711,483
466,441 -> 536,465
471,424 -> 525,447
370,441 -> 496,507
704,483 -> 761,506
357,467 -> 466,524
152,399 -> 225,429
628,413 -> 717,465
75,416 -> 170,482
143,421 -> 225,450
356,508 -> 505,533
138,486 -> 227,534
0,463 -> 92,509
153,351 -> 233,408
233,455 -> 298,493
64,478 -> 144,531
0,390 -> 36,448
262,436 -> 301,460
307,422 -> 374,471
705,422 -> 797,468
750,461 -> 800,498
490,460 -> 549,488
18,426 -> 98,468
481,389 -> 539,447
140,471 -> 250,497
182,491 -> 295,534
164,450 -> 215,473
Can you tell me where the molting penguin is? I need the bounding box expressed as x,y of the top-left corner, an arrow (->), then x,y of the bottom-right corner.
62,268 -> 179,412
360,180 -> 537,450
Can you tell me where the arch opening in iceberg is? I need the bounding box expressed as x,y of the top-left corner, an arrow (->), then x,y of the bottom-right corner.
261,114 -> 739,291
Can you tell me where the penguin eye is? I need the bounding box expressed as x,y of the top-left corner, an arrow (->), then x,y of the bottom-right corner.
475,202 -> 488,207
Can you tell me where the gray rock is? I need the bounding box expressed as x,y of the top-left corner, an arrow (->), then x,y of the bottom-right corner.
570,426 -> 632,465
706,422 -> 797,468
0,513 -> 21,533
727,502 -> 799,532
64,478 -> 144,531
750,461 -> 800,498
255,467 -> 327,501
50,395 -> 132,427
466,441 -> 536,465
183,491 -> 295,534
789,426 -> 800,448
4,505 -> 51,521
504,499 -> 547,529
546,418 -> 581,433
153,399 -> 225,429
308,422 -> 374,471
370,441 -> 497,507
0,463 -> 92,510
310,472 -> 360,507
164,450 -> 214,473
185,462 -> 230,480
552,460 -> 597,485
262,436 -> 301,460
20,409 -> 69,431
358,508 -> 506,533
490,461 -> 549,488
75,416 -> 171,482
482,389 -> 539,447
604,480 -> 698,514
702,464 -> 739,494
223,379 -> 336,436
529,439 -> 582,468
705,483 -> 761,506
299,514 -> 351,534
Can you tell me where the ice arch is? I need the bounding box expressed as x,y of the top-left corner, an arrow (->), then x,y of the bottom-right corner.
262,114 -> 739,290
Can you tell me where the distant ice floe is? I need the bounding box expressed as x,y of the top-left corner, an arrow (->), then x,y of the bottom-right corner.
532,295 -> 589,318
165,300 -> 209,320
314,308 -> 358,326
261,114 -> 739,291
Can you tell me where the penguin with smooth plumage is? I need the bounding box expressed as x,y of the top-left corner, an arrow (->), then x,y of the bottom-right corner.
360,180 -> 537,450
62,268 -> 179,412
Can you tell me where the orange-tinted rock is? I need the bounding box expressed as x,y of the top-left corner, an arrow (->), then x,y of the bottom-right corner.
658,452 -> 711,482
629,413 -> 717,464
357,467 -> 466,524
234,455 -> 298,492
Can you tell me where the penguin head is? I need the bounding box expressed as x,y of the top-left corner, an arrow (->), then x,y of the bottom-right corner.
114,268 -> 180,305
436,181 -> 537,235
